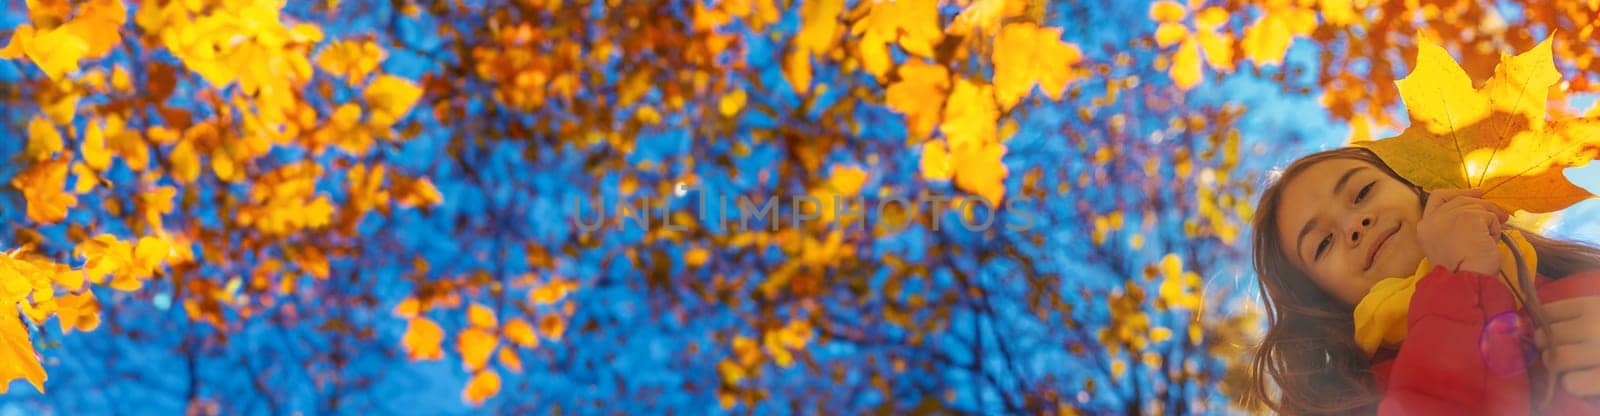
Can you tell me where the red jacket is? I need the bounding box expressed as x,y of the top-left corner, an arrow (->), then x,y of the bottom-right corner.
1371,266 -> 1600,415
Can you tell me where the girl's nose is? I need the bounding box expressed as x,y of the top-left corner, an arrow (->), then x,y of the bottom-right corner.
1347,216 -> 1372,244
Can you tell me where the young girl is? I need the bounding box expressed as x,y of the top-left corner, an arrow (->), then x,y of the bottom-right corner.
1246,147 -> 1600,414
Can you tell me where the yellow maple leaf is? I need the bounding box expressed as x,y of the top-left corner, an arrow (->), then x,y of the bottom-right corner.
940,79 -> 998,151
886,61 -> 949,142
1241,0 -> 1317,67
952,140 -> 1009,206
1356,35 -> 1600,213
794,0 -> 843,56
992,23 -> 1083,111
0,310 -> 47,393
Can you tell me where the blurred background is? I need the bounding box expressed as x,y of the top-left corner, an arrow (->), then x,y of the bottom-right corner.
1,0 -> 1598,414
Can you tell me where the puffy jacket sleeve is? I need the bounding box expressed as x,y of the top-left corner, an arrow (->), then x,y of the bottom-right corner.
1378,265 -> 1532,416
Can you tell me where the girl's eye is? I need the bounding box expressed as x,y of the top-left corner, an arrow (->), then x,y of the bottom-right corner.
1315,235 -> 1332,259
1355,182 -> 1375,203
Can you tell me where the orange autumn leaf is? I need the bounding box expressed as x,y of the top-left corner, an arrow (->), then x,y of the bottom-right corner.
528,277 -> 578,305
458,327 -> 498,371
392,297 -> 422,318
1356,35 -> 1600,213
685,246 -> 711,267
393,176 -> 444,208
56,290 -> 101,334
538,314 -> 567,341
497,347 -> 523,373
885,61 -> 949,142
402,317 -> 445,360
467,303 -> 498,329
0,310 -> 47,393
462,369 -> 501,406
13,158 -> 80,224
503,318 -> 540,348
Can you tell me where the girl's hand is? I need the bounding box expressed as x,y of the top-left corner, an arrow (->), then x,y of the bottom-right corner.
1415,189 -> 1510,275
1538,297 -> 1600,398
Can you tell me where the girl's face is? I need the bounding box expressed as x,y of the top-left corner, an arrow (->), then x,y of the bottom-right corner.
1274,157 -> 1427,305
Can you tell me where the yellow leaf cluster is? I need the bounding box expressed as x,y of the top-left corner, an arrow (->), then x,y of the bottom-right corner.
930,79 -> 1009,205
0,245 -> 129,393
1098,280 -> 1152,356
1149,2 -> 1234,90
237,163 -> 336,235
316,39 -> 385,84
76,234 -> 171,292
0,0 -> 127,80
137,0 -> 324,131
468,24 -> 583,111
1156,254 -> 1204,311
762,319 -> 814,368
718,334 -> 765,385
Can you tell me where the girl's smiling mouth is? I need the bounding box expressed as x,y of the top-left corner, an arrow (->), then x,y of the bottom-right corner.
1365,224 -> 1400,272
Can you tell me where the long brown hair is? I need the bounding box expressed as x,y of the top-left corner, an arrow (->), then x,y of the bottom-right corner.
1245,147 -> 1600,414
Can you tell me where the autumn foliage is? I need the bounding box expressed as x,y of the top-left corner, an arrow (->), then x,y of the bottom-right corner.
0,0 -> 1596,414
